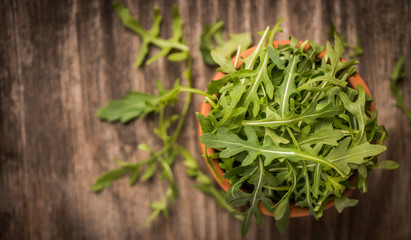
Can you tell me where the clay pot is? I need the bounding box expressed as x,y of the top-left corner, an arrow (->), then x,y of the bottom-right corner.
197,40 -> 373,217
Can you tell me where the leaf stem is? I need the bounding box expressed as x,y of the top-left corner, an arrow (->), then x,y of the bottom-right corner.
170,55 -> 192,144
179,86 -> 216,99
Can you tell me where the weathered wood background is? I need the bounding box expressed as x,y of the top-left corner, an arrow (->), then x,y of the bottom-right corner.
1,0 -> 410,239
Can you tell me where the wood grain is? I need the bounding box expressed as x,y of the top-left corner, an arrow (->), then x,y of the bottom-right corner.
1,0 -> 410,239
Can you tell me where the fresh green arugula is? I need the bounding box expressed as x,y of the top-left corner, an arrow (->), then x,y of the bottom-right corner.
198,19 -> 397,236
93,3 -> 397,237
390,57 -> 411,124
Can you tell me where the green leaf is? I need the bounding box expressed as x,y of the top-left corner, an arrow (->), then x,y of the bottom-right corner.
324,35 -> 345,76
112,2 -> 188,67
329,23 -> 363,58
97,82 -> 180,123
274,160 -> 297,221
199,20 -> 224,65
243,103 -> 343,129
213,32 -> 252,58
92,167 -> 130,192
312,163 -> 322,198
141,162 -> 157,181
325,137 -> 386,175
324,172 -> 346,197
339,85 -> 370,144
278,55 -> 300,117
211,50 -> 236,73
274,196 -> 289,220
375,160 -> 399,170
168,52 -> 188,61
199,19 -> 252,67
224,159 -> 273,237
201,126 -> 347,177
334,195 -> 359,213
242,27 -> 270,70
267,46 -> 285,69
129,169 -> 140,185
298,123 -> 345,146
216,79 -> 246,127
275,203 -> 290,233
206,69 -> 257,94
243,52 -> 270,117
390,57 -> 411,124
391,57 -> 406,81
196,112 -> 214,133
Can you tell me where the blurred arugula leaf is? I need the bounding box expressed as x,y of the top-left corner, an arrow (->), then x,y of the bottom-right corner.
200,20 -> 252,66
329,23 -> 363,58
390,57 -> 411,124
334,195 -> 359,213
112,2 -> 188,67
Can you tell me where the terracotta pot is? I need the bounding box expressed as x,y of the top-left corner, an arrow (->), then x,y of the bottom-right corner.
197,40 -> 373,218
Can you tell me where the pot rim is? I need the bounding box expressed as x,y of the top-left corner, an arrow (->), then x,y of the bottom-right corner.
197,40 -> 372,218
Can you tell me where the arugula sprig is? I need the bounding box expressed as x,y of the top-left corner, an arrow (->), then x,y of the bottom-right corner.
93,2 -> 230,226
112,2 -> 189,66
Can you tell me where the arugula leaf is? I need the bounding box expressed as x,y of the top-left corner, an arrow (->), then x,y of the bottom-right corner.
97,85 -> 179,123
216,79 -> 246,127
244,103 -> 344,129
325,137 -> 386,175
91,167 -> 131,192
390,57 -> 411,124
274,160 -> 297,220
201,126 -> 347,176
206,69 -> 257,94
329,23 -> 363,58
211,50 -> 236,73
278,55 -> 300,117
339,85 -> 370,144
323,172 -> 347,197
374,160 -> 400,170
112,2 -> 188,67
242,27 -> 270,70
334,195 -> 359,213
243,52 -> 270,117
224,158 -> 273,236
199,21 -> 224,65
200,21 -> 252,66
214,33 -> 252,58
267,46 -> 285,69
298,124 -> 345,146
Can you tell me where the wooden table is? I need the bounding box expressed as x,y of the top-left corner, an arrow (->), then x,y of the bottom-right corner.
1,0 -> 410,239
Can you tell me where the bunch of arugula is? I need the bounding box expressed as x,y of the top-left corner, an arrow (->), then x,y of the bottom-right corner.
198,20 -> 398,235
92,2 -> 398,237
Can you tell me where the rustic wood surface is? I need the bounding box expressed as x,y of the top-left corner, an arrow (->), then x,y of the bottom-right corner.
1,0 -> 410,239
